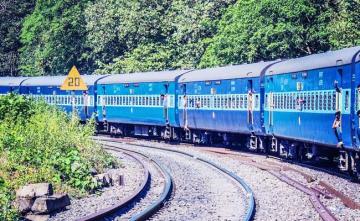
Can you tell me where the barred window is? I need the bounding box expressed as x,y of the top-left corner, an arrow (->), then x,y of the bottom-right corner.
323,93 -> 327,110
244,95 -> 248,108
315,93 -> 319,110
332,92 -> 336,111
327,92 -> 332,110
236,95 -> 240,109
345,91 -> 350,111
306,93 -> 310,110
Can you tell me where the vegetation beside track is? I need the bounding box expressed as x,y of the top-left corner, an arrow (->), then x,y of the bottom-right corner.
0,94 -> 119,220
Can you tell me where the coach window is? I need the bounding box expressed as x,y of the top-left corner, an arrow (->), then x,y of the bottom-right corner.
123,96 -> 126,106
306,93 -> 310,110
320,93 -> 324,111
244,94 -> 248,109
315,92 -> 319,110
323,92 -> 328,111
235,95 -> 239,109
327,92 -> 332,111
310,93 -> 315,110
345,91 -> 350,111
321,91 -> 327,111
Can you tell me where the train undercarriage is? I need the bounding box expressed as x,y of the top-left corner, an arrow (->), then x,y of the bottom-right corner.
99,121 -> 360,181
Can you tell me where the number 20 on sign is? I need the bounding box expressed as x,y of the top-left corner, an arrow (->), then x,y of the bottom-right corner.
60,66 -> 88,91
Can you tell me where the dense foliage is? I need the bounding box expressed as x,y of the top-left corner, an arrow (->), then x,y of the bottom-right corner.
0,94 -> 118,220
85,0 -> 235,74
19,0 -> 92,76
200,0 -> 360,67
0,0 -> 358,76
0,0 -> 35,76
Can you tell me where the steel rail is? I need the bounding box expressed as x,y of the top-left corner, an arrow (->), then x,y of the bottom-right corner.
201,148 -> 340,221
97,138 -> 256,221
76,146 -> 172,221
104,145 -> 173,221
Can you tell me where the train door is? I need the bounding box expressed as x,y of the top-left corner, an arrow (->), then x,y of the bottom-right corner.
83,90 -> 89,119
268,77 -> 275,133
333,63 -> 344,146
101,86 -> 108,131
163,83 -> 169,124
247,80 -> 254,129
181,84 -> 188,129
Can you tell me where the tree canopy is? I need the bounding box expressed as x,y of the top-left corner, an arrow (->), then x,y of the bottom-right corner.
0,0 -> 358,76
0,0 -> 35,76
200,0 -> 360,67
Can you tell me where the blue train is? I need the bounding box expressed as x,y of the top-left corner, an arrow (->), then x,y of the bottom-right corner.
1,46 -> 359,177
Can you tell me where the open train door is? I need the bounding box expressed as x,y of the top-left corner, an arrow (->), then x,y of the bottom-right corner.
267,77 -> 275,134
247,80 -> 254,130
333,60 -> 344,147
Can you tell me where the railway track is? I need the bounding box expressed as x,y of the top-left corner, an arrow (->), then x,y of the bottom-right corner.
95,136 -> 360,221
195,147 -> 360,221
95,136 -> 256,221
76,146 -> 173,221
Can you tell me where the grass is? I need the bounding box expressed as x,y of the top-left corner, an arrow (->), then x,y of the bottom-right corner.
0,94 -> 118,220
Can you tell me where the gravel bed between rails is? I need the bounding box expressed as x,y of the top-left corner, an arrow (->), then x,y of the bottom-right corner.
119,139 -> 322,221
48,150 -> 144,221
108,149 -> 166,221
100,141 -> 246,221
206,149 -> 360,220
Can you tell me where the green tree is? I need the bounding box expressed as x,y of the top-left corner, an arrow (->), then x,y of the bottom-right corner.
85,0 -> 235,73
199,0 -> 360,68
19,0 -> 92,76
328,0 -> 360,49
0,0 -> 35,76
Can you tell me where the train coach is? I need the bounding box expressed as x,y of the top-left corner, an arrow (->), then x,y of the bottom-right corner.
95,70 -> 192,138
0,46 -> 359,178
175,46 -> 360,177
263,46 -> 360,174
0,77 -> 29,94
0,75 -> 107,121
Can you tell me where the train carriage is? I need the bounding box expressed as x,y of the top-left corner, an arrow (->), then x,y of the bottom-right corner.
20,75 -> 106,121
96,70 -> 191,138
177,61 -> 278,145
0,77 -> 29,94
264,46 -> 360,173
264,47 -> 360,148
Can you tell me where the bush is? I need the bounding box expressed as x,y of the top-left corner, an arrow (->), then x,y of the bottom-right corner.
0,94 -> 118,220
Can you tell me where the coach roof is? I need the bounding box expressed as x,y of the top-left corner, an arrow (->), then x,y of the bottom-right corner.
179,61 -> 278,83
98,70 -> 192,84
21,75 -> 107,86
0,77 -> 29,86
266,46 -> 360,76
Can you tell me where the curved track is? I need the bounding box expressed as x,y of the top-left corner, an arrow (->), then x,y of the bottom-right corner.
95,136 -> 256,221
76,146 -> 172,221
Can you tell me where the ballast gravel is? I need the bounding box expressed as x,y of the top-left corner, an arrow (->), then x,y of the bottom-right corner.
103,141 -> 246,221
129,139 -> 323,221
109,150 -> 165,220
